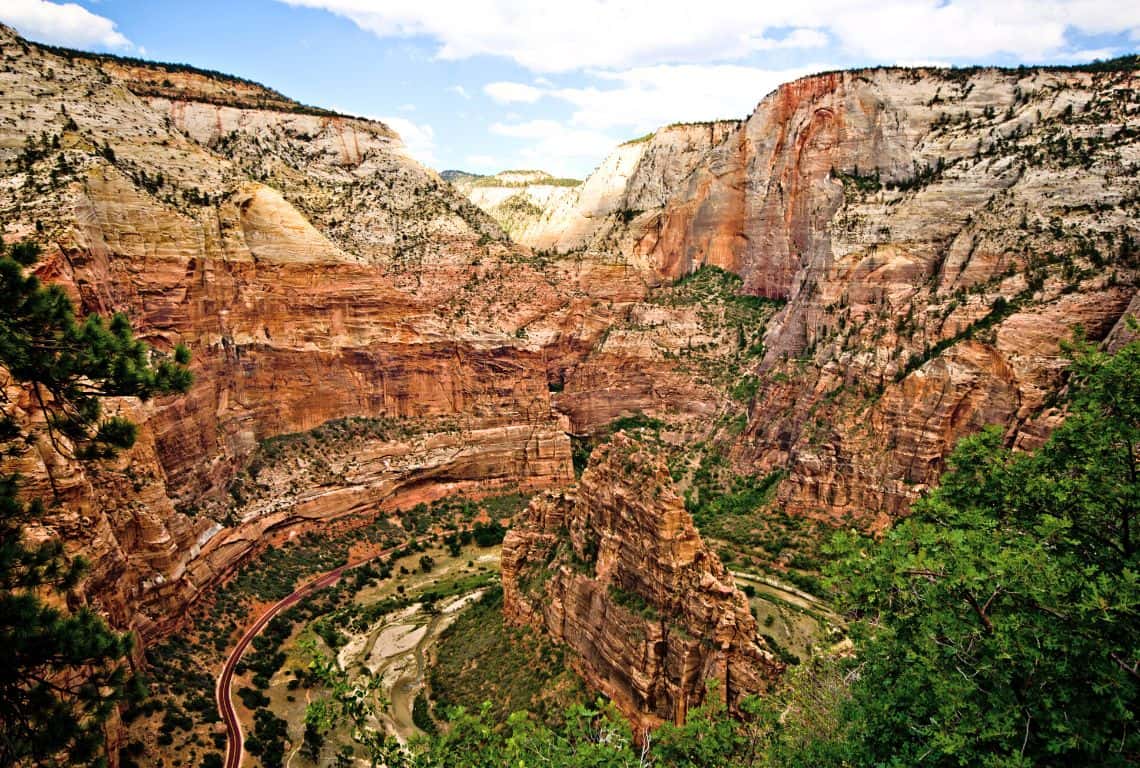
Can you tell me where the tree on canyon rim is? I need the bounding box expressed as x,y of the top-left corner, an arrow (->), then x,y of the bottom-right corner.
829,327 -> 1140,767
0,237 -> 191,767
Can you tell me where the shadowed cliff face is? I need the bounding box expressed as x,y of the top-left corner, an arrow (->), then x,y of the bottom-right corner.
501,434 -> 782,732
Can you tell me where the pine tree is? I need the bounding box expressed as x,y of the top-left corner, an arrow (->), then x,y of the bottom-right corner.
0,237 -> 191,766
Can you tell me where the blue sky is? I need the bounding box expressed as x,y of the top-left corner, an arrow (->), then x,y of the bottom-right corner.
2,1 -> 1138,177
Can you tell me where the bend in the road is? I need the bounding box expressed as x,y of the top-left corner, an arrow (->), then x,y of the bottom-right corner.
216,552 -> 394,768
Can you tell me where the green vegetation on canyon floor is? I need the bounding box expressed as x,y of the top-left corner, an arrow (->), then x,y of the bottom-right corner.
6,218 -> 1139,767
125,490 -> 528,768
429,585 -> 590,727
358,330 -> 1139,768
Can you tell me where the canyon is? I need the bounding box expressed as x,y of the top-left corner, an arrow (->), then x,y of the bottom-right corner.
462,64 -> 1140,527
1,19 -> 1139,752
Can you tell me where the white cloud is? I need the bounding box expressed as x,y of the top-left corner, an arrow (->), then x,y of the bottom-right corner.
484,81 -> 544,104
748,27 -> 828,51
477,64 -> 820,140
0,0 -> 131,49
464,154 -> 500,170
376,115 -> 437,165
481,64 -> 825,176
1055,47 -> 1121,62
553,64 -> 821,133
826,1 -> 1068,62
490,120 -> 620,177
276,1 -> 1140,72
448,84 -> 471,99
893,59 -> 954,68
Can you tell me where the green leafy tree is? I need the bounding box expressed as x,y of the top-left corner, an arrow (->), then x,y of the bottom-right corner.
753,657 -> 854,768
0,238 -> 191,766
653,686 -> 771,768
302,699 -> 332,761
829,333 -> 1140,767
0,241 -> 190,467
411,700 -> 643,768
296,636 -> 398,766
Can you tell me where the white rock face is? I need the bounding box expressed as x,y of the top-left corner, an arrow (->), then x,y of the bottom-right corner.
450,123 -> 739,257
517,122 -> 739,258
447,170 -> 579,240
517,143 -> 647,253
465,184 -> 567,209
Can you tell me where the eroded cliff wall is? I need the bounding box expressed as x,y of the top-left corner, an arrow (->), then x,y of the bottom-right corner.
501,433 -> 782,732
4,21 -> 1138,701
0,27 -> 609,641
525,64 -> 1140,526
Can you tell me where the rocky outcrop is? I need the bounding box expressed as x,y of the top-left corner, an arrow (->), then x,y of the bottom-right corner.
0,26 -> 601,644
446,170 -> 580,240
501,433 -> 782,732
721,66 -> 1140,523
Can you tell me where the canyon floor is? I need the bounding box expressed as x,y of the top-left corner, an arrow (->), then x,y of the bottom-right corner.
129,486 -> 835,768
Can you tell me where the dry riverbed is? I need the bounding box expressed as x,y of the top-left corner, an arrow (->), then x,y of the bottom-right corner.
257,542 -> 502,767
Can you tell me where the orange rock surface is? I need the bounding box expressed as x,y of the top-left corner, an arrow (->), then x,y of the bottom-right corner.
502,434 -> 782,732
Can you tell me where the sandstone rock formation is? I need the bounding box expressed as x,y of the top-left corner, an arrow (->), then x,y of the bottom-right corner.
506,64 -> 1140,526
445,170 -> 580,241
0,26 -> 600,644
501,433 -> 783,732
3,19 -> 1139,722
718,67 -> 1140,524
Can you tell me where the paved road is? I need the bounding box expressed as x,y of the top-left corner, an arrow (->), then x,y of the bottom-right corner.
215,551 -> 391,768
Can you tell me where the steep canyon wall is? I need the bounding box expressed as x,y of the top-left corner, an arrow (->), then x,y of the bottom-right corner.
506,64 -> 1140,525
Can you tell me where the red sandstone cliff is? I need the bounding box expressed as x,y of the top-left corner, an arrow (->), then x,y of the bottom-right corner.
0,26 -> 607,642
501,433 -> 783,732
519,64 -> 1140,525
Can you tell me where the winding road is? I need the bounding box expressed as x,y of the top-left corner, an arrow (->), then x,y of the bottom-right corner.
215,549 -> 396,768
213,557 -> 820,767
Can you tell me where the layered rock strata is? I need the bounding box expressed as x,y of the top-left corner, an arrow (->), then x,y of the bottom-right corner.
501,433 -> 782,731
511,64 -> 1140,525
0,26 -> 592,643
4,19 -> 1139,676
